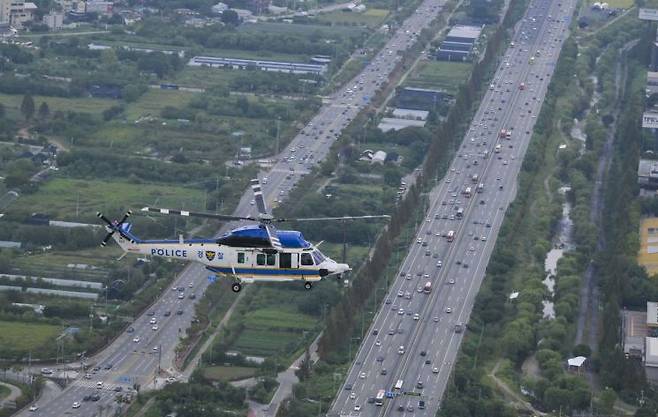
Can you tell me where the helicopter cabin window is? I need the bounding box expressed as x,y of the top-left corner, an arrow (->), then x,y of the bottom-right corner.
237,252 -> 245,264
256,254 -> 266,266
267,253 -> 276,266
280,253 -> 292,269
301,253 -> 314,266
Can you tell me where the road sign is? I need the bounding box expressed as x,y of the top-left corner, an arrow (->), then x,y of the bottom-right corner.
640,8 -> 658,21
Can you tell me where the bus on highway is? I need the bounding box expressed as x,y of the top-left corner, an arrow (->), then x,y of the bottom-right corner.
447,230 -> 455,242
394,379 -> 403,391
375,389 -> 385,406
423,281 -> 432,294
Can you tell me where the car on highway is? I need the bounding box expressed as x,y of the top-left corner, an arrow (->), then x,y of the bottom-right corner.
349,393 -> 356,399
176,309 -> 184,315
344,384 -> 353,390
398,308 -> 404,315
72,402 -> 81,409
433,367 -> 439,373
354,405 -> 361,411
152,325 -> 159,331
96,381 -> 103,389
149,317 -> 157,324
359,372 -> 366,379
29,405 -> 39,412
375,340 -> 381,346
413,313 -> 420,321
445,307 -> 452,313
178,293 -> 184,299
448,278 -> 455,284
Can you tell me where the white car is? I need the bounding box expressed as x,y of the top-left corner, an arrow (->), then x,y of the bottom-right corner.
436,260 -> 443,267
398,308 -> 404,315
359,372 -> 366,379
349,392 -> 356,399
72,402 -> 81,409
445,307 -> 452,313
153,346 -> 159,351
133,337 -> 140,343
432,367 -> 439,373
413,314 -> 420,321
375,340 -> 381,346
149,317 -> 157,324
448,278 -> 456,284
29,405 -> 39,412
152,325 -> 159,331
354,405 -> 362,411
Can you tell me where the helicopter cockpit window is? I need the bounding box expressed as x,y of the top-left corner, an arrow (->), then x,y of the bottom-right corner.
237,253 -> 245,264
267,253 -> 276,266
256,254 -> 266,266
312,250 -> 325,265
301,253 -> 314,266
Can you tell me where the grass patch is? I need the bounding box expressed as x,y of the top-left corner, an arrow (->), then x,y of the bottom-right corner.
9,178 -> 206,220
405,60 -> 472,93
589,0 -> 632,7
203,365 -> 257,382
233,329 -> 301,356
0,320 -> 62,353
124,89 -> 196,121
0,384 -> 10,400
238,21 -> 364,37
13,247 -> 121,276
315,9 -> 389,27
0,93 -> 113,118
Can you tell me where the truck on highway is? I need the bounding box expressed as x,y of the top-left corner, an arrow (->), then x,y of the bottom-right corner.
375,389 -> 385,406
499,129 -> 512,139
394,379 -> 404,390
483,150 -> 489,159
447,230 -> 455,242
423,281 -> 432,294
464,186 -> 472,198
471,173 -> 479,183
495,144 -> 502,153
519,82 -> 525,90
456,207 -> 464,219
477,183 -> 484,193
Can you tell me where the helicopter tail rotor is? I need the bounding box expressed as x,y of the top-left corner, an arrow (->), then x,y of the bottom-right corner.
97,210 -> 135,247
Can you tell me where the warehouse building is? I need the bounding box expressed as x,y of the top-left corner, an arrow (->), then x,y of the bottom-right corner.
638,159 -> 658,189
436,25 -> 482,62
188,56 -> 327,75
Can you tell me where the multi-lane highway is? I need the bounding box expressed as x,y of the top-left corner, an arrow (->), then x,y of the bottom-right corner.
330,0 -> 576,415
18,1 -> 450,416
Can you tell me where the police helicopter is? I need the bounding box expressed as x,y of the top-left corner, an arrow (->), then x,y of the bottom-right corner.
97,179 -> 390,293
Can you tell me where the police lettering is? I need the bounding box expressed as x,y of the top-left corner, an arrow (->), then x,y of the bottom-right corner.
151,248 -> 187,258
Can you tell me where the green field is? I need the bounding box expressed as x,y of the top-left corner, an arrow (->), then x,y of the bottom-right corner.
124,89 -> 197,121
405,60 -> 472,93
316,8 -> 389,27
9,178 -> 206,220
13,247 -> 122,276
590,0 -> 632,7
164,67 -> 245,89
238,21 -> 364,37
202,365 -> 257,382
231,291 -> 318,357
0,384 -> 10,400
0,320 -> 62,353
0,93 -> 114,118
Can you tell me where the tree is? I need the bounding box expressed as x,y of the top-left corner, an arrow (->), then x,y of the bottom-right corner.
38,102 -> 50,119
0,103 -> 5,118
221,10 -> 239,25
20,94 -> 35,120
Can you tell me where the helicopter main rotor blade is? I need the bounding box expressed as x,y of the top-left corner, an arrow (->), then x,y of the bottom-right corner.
140,207 -> 257,222
250,179 -> 269,216
275,215 -> 391,222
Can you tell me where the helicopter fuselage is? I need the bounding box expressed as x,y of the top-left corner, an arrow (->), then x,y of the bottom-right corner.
111,224 -> 348,284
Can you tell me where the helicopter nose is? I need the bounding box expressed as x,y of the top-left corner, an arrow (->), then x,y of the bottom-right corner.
334,263 -> 350,274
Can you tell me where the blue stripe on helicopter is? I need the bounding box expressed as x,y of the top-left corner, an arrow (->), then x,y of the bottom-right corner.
207,267 -> 321,276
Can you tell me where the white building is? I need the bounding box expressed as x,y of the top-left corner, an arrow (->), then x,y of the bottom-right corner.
85,0 -> 112,15
211,1 -> 227,13
0,0 -> 11,24
10,1 -> 37,29
43,12 -> 63,29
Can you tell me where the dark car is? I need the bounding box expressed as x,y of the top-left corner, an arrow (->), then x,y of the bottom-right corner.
91,394 -> 101,402
367,397 -> 375,404
189,294 -> 196,299
380,369 -> 387,375
420,351 -> 427,356
176,310 -> 184,315
127,327 -> 135,333
103,364 -> 113,370
92,366 -> 100,372
344,383 -> 353,390
114,386 -> 123,392
83,395 -> 92,402
163,311 -> 171,317
147,311 -> 155,316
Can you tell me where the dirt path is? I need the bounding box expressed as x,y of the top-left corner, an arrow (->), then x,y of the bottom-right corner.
488,360 -> 546,416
